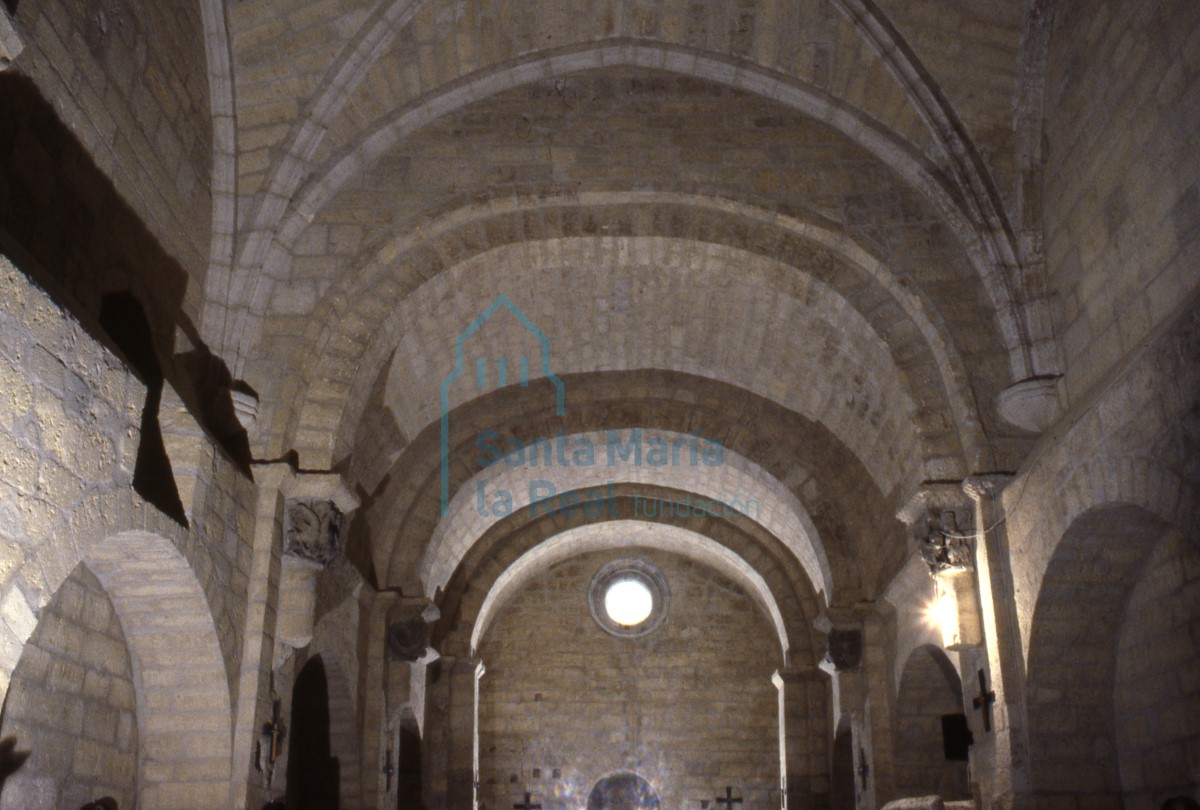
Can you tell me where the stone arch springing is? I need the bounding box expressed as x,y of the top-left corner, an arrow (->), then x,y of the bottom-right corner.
83,531 -> 233,810
1025,503 -> 1173,802
892,644 -> 969,800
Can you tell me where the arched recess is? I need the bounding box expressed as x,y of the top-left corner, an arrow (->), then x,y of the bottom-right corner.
468,521 -> 792,663
831,715 -> 856,810
1112,527 -> 1200,806
434,487 -> 826,669
84,531 -> 234,809
322,656 -> 363,810
430,428 -> 831,607
587,771 -> 661,810
0,532 -> 234,810
475,546 -> 786,810
893,645 -> 969,800
286,654 -> 340,810
0,563 -> 139,810
1025,504 -> 1173,803
370,370 -> 902,607
395,706 -> 424,810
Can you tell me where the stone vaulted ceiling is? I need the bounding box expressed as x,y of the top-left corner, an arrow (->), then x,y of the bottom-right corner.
196,0 -> 1053,663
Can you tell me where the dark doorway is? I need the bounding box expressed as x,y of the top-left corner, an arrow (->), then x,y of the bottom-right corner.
286,656 -> 340,810
830,723 -> 855,810
396,709 -> 423,810
586,773 -> 660,810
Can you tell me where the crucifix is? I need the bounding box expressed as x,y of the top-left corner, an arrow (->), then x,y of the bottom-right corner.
261,698 -> 285,767
972,669 -> 997,732
514,790 -> 542,810
716,786 -> 743,810
382,741 -> 395,791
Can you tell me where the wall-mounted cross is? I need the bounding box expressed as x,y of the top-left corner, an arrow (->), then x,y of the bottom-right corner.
716,786 -> 743,810
857,746 -> 870,791
261,698 -> 285,766
514,791 -> 542,810
382,742 -> 395,791
972,669 -> 997,732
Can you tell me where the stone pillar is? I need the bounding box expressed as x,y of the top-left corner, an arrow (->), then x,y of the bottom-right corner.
775,666 -> 831,809
962,475 -> 1031,810
358,588 -> 397,810
228,465 -> 359,809
276,483 -> 359,656
424,654 -> 482,810
382,597 -> 440,810
819,608 -> 885,810
0,7 -> 22,70
229,462 -> 288,810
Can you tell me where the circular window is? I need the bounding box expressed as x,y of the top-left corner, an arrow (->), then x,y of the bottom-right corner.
588,560 -> 668,637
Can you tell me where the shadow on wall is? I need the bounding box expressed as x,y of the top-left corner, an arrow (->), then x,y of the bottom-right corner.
0,72 -> 252,471
286,656 -> 341,810
99,292 -> 186,524
0,738 -> 28,798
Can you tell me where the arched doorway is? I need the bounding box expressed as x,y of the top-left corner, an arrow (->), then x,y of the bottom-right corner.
830,717 -> 855,810
286,655 -> 340,810
587,772 -> 661,810
893,645 -> 970,799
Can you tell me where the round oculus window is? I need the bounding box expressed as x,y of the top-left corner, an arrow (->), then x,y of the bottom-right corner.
588,560 -> 668,637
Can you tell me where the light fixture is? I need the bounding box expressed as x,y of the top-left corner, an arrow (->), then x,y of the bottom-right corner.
919,511 -> 983,650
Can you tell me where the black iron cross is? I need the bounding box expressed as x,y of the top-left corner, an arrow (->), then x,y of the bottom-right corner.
382,742 -> 395,791
716,786 -> 743,810
972,669 -> 997,732
857,746 -> 870,791
514,791 -> 542,810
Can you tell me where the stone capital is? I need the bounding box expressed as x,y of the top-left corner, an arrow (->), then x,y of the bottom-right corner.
387,597 -> 440,662
251,463 -> 360,513
963,473 -> 1013,503
896,481 -> 973,526
0,9 -> 23,70
774,666 -> 828,685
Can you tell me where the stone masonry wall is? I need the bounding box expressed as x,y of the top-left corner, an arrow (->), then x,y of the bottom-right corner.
4,0 -> 213,314
0,563 -> 137,810
0,251 -> 261,806
1114,528 -> 1200,808
478,548 -> 781,810
1043,0 -> 1200,408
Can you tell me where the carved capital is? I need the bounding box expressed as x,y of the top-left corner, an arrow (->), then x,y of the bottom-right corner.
824,629 -> 863,671
814,610 -> 864,672
897,482 -> 975,574
284,499 -> 342,565
387,600 -> 440,662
